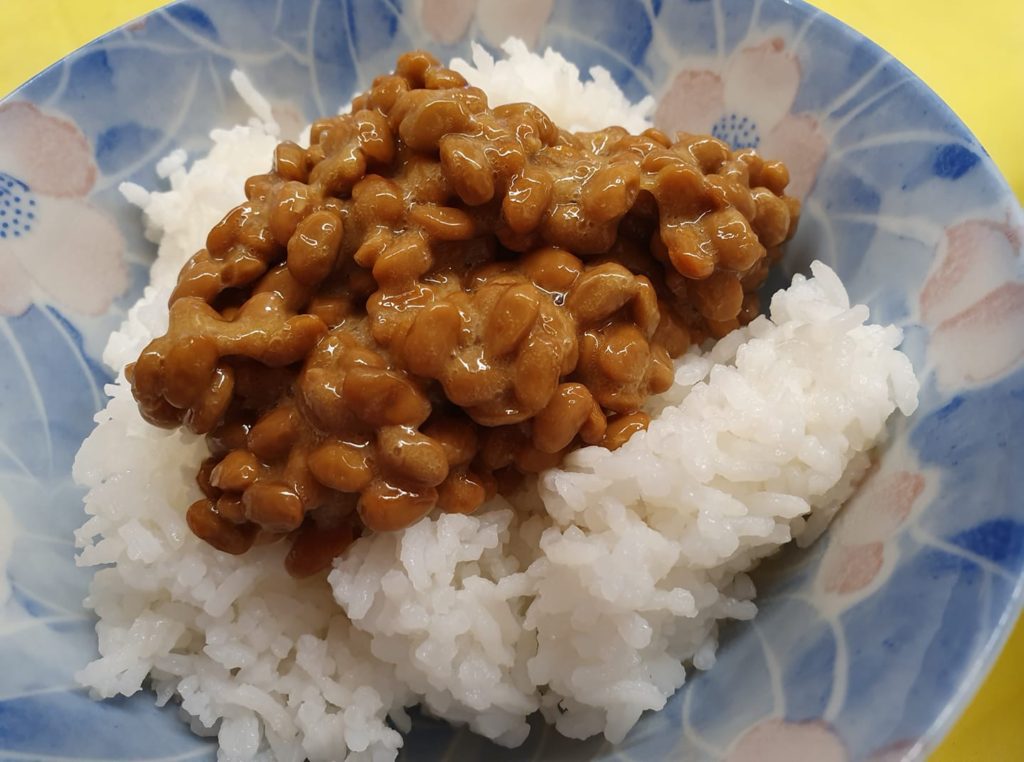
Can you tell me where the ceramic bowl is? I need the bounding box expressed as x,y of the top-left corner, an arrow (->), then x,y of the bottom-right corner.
1,0 -> 1022,759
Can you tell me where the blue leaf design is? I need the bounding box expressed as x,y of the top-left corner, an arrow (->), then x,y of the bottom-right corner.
932,143 -> 980,179
95,122 -> 166,176
167,3 -> 220,39
951,520 -> 1024,568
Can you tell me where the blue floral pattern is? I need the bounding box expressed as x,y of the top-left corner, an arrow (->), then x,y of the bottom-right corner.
1,0 -> 1022,760
710,114 -> 760,149
0,174 -> 37,240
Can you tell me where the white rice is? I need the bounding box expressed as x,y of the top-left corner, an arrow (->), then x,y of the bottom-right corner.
74,43 -> 918,761
450,38 -> 654,133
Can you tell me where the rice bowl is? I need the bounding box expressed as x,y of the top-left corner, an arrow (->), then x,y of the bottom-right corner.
71,40 -> 918,762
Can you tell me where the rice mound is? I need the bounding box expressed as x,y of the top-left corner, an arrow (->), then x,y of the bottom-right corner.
450,38 -> 654,133
74,43 -> 918,762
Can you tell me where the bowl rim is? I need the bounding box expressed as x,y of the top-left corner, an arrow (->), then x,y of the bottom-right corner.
782,0 -> 1024,753
782,1 -> 1024,755
1,0 -> 1022,758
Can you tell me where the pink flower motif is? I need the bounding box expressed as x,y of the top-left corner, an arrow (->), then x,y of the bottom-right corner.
655,38 -> 827,199
421,0 -> 477,44
421,0 -> 553,48
820,469 -> 925,596
821,543 -> 885,596
726,719 -> 847,762
0,102 -> 126,317
919,217 -> 1024,389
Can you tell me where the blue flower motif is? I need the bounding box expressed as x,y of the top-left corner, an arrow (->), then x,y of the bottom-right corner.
0,173 -> 36,240
711,112 -> 760,149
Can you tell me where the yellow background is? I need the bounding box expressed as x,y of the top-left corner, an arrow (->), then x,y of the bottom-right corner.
0,1 -> 1021,759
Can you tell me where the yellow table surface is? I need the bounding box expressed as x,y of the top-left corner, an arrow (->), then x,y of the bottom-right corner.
1,1 -> 1021,759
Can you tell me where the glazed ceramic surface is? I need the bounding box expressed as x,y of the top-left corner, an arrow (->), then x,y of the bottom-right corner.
1,0 -> 1022,759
